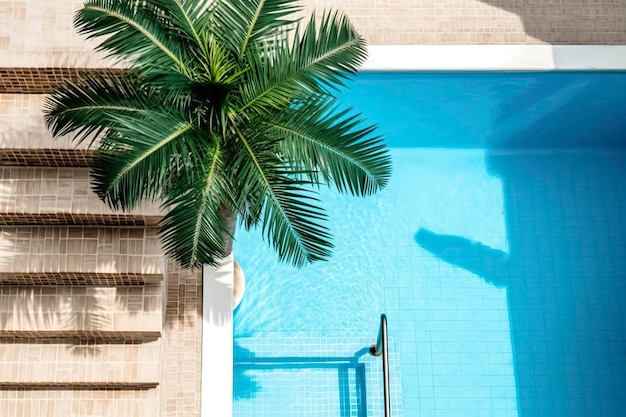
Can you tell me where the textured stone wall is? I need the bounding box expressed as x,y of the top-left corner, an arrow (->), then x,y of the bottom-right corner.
2,1 -> 625,90
304,0 -> 626,44
1,0 -> 624,68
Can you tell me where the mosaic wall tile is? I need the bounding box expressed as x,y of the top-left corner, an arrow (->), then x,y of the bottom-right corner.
0,227 -> 164,276
160,261 -> 203,417
0,340 -> 160,385
0,285 -> 162,337
0,167 -> 162,224
0,389 -> 159,417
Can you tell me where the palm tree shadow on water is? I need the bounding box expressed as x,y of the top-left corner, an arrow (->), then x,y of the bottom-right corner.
234,341 -> 370,417
415,147 -> 626,417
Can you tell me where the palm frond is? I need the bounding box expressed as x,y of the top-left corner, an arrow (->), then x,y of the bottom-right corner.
91,112 -> 198,210
231,124 -> 332,266
150,0 -> 211,46
259,177 -> 333,266
235,43 -> 299,114
238,10 -> 366,116
194,36 -> 242,85
76,0 -> 190,74
213,0 -> 301,57
43,74 -> 155,145
293,11 -> 367,89
47,0 -> 388,270
268,98 -> 392,195
160,141 -> 232,268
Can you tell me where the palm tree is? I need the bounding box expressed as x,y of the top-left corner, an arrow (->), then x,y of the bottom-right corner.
44,0 -> 391,269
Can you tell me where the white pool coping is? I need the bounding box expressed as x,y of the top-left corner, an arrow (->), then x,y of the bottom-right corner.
200,44 -> 626,417
364,45 -> 626,71
202,255 -> 234,417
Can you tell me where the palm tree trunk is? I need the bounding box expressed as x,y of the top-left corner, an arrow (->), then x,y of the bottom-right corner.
219,202 -> 245,309
220,202 -> 237,255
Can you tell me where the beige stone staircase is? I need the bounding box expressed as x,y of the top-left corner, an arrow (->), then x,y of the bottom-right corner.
0,3 -> 203,413
0,90 -> 202,415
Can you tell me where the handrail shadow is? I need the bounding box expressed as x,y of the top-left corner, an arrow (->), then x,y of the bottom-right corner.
234,344 -> 371,417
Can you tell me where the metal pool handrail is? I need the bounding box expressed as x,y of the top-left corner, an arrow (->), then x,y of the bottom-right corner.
370,313 -> 390,417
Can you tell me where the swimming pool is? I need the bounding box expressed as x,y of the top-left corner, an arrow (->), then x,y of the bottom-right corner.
233,72 -> 626,417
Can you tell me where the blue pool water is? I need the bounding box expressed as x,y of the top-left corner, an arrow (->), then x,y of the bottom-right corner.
233,72 -> 626,417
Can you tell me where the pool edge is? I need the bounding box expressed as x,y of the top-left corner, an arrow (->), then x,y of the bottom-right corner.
202,256 -> 234,417
364,45 -> 626,72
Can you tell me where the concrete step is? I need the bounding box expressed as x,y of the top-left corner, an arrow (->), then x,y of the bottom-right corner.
0,226 -> 164,279
0,167 -> 162,226
0,388 -> 158,417
0,94 -> 95,166
0,330 -> 160,342
0,340 -> 160,386
0,272 -> 162,286
0,381 -> 158,389
0,285 -> 162,340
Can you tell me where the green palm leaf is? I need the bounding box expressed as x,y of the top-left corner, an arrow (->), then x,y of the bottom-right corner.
44,74 -> 154,144
45,0 -> 391,270
76,0 -> 189,73
160,140 -> 233,268
213,0 -> 301,57
238,10 -> 366,116
231,125 -> 332,266
293,12 -> 368,89
150,0 -> 211,47
268,98 -> 392,195
92,112 -> 197,210
260,177 -> 333,266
